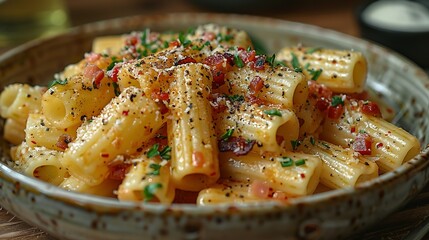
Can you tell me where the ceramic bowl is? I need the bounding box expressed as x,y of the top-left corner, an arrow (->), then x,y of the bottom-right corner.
0,13 -> 429,240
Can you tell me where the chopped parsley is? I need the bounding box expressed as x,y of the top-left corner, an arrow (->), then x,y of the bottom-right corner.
274,60 -> 287,67
291,53 -> 302,72
107,57 -> 123,71
305,47 -> 322,54
308,68 -> 323,80
234,54 -> 244,68
48,78 -> 68,88
112,82 -> 121,96
266,54 -> 276,67
178,32 -> 191,47
147,144 -> 171,160
217,33 -> 233,42
310,137 -> 316,146
227,94 -> 244,102
280,157 -> 294,167
187,27 -> 196,35
263,109 -> 282,117
143,183 -> 162,202
220,128 -> 234,141
148,163 -> 161,176
359,129 -> 366,134
331,95 -> 345,107
192,41 -> 210,51
291,140 -> 301,151
295,159 -> 307,166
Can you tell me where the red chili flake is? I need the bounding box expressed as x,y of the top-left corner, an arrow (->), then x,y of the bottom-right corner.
249,76 -> 264,95
327,105 -> 344,119
151,91 -> 170,101
192,151 -> 205,168
122,110 -> 129,116
56,134 -> 72,150
101,153 -> 110,158
109,164 -> 131,181
31,140 -> 37,145
376,142 -> 384,149
251,55 -> 266,70
218,137 -> 255,156
169,40 -> 180,48
353,133 -> 372,155
300,173 -> 306,178
175,56 -> 197,66
351,126 -> 356,133
360,101 -> 382,118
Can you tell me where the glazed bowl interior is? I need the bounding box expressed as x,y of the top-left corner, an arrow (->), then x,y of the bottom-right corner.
1,13 -> 429,240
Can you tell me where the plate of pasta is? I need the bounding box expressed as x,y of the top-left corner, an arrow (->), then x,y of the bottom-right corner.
0,13 -> 428,240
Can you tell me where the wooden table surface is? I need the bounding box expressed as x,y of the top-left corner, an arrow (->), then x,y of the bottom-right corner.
1,0 -> 429,239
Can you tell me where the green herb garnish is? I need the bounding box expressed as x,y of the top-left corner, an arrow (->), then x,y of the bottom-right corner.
280,157 -> 294,167
107,57 -> 123,71
159,145 -> 172,160
305,47 -> 322,54
263,109 -> 282,117
112,82 -> 121,96
295,159 -> 307,166
227,95 -> 244,102
147,143 -> 160,158
291,53 -> 302,72
266,54 -> 276,67
220,128 -> 234,141
192,41 -> 210,51
308,68 -> 323,80
331,95 -> 344,107
147,144 -> 171,160
48,78 -> 68,88
310,137 -> 315,146
143,183 -> 162,201
178,32 -> 191,47
148,163 -> 161,176
234,54 -> 244,68
291,140 -> 301,151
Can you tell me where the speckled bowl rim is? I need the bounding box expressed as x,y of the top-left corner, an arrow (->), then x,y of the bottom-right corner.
1,12 -> 429,215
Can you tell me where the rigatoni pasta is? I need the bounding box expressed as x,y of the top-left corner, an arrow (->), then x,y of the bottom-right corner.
0,24 -> 421,205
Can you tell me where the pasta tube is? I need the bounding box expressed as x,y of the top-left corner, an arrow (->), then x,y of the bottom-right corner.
62,87 -> 167,185
11,142 -> 68,186
294,98 -> 324,138
298,138 -> 379,189
25,113 -> 78,151
60,176 -> 119,197
168,63 -> 220,191
4,119 -> 25,145
0,84 -> 46,124
215,102 -> 299,153
222,66 -> 308,108
219,151 -> 322,197
41,74 -> 115,128
117,156 -> 174,203
276,47 -> 367,93
320,100 -> 421,172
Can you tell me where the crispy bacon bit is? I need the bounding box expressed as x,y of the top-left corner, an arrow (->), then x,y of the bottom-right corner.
175,56 -> 197,66
346,91 -> 368,100
249,180 -> 270,199
85,52 -> 101,63
203,53 -> 233,88
109,164 -> 130,180
327,104 -> 344,119
315,98 -> 330,112
203,32 -> 216,41
308,80 -> 332,100
125,35 -> 138,46
376,142 -> 384,149
249,76 -> 264,95
209,93 -> 228,113
238,50 -> 256,64
351,126 -> 356,133
169,40 -> 180,48
360,101 -> 382,118
192,151 -> 205,168
245,94 -> 266,105
252,55 -> 266,70
101,153 -> 110,158
84,64 -> 105,87
353,133 -> 372,155
107,64 -> 121,82
218,137 -> 255,156
56,134 -> 72,150
156,101 -> 169,114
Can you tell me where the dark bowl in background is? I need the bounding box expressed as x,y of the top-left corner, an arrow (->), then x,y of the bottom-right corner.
357,0 -> 429,69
